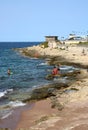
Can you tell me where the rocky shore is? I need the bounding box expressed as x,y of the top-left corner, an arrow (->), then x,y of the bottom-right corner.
14,44 -> 88,129
16,44 -> 88,68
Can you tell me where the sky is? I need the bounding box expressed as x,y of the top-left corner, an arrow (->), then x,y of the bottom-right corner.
0,0 -> 88,42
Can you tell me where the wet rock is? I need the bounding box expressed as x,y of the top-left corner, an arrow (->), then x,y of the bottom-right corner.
46,70 -> 81,80
23,82 -> 69,103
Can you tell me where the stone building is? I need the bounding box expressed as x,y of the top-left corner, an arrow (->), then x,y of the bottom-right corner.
45,36 -> 61,48
45,36 -> 58,42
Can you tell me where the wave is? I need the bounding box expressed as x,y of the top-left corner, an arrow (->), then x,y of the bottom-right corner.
39,62 -> 48,65
0,91 -> 7,98
0,89 -> 13,98
8,100 -> 26,107
1,110 -> 13,119
0,100 -> 26,119
60,65 -> 75,70
37,62 -> 48,66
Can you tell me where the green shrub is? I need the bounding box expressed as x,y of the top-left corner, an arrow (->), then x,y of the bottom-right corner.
79,42 -> 88,44
40,41 -> 48,48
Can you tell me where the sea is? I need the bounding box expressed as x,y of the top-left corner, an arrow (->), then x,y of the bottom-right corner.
0,42 -> 78,120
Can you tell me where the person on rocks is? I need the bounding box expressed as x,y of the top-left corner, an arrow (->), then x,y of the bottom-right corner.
52,66 -> 59,75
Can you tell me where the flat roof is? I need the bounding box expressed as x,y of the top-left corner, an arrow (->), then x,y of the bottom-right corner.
45,36 -> 58,38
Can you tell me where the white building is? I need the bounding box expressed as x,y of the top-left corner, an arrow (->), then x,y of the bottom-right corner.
64,34 -> 87,44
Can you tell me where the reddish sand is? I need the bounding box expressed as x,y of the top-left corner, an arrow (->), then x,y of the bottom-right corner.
1,45 -> 88,130
15,98 -> 88,130
15,99 -> 58,130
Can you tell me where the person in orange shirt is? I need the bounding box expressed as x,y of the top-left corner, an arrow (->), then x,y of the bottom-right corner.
52,66 -> 58,75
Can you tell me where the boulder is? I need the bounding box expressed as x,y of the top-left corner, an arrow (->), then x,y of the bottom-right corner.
23,82 -> 69,102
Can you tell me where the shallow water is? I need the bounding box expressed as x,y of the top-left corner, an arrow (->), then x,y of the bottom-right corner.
0,42 -> 79,119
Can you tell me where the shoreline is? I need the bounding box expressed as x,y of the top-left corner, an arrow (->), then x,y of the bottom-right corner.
17,44 -> 88,67
16,98 -> 88,130
1,44 -> 88,130
15,69 -> 88,130
0,103 -> 34,130
15,44 -> 88,130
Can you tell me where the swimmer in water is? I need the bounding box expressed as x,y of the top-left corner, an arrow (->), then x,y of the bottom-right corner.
7,69 -> 11,75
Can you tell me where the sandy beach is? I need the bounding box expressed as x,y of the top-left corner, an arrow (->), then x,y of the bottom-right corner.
14,44 -> 88,130
2,44 -> 88,130
15,73 -> 88,130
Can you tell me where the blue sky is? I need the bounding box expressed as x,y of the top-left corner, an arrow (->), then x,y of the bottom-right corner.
0,0 -> 88,41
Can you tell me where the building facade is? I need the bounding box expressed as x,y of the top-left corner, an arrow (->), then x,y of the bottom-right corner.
45,36 -> 61,48
45,36 -> 58,42
63,34 -> 87,44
